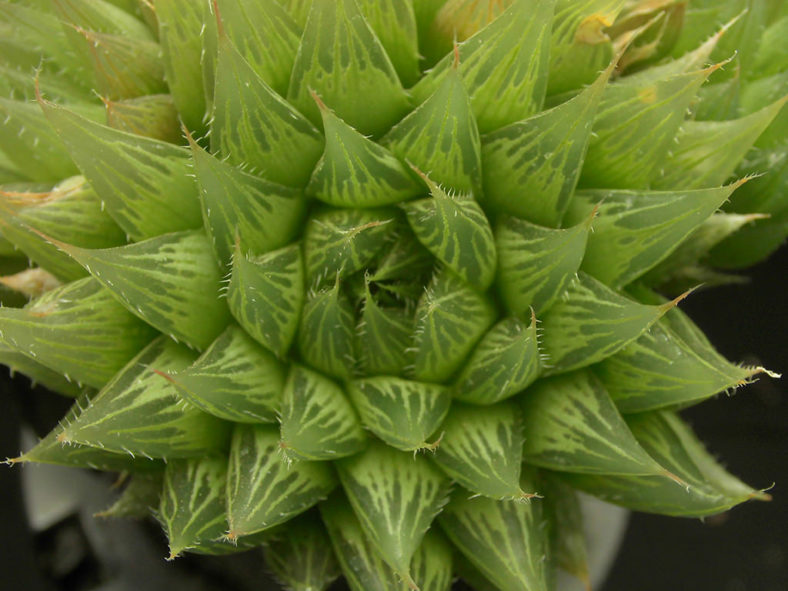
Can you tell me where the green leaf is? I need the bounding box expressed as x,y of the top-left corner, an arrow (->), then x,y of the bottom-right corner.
321,493 -> 409,591
280,365 -> 367,461
105,94 -> 182,143
654,96 -> 788,189
432,401 -> 530,499
215,0 -> 302,97
59,337 -> 231,458
541,474 -> 590,589
494,214 -> 591,317
410,529 -> 454,591
0,342 -> 82,397
211,33 -> 324,187
481,60 -> 613,227
520,369 -> 666,476
437,472 -> 549,591
357,279 -> 414,376
337,441 -> 451,584
98,471 -> 163,519
402,173 -> 496,290
161,325 -> 285,423
0,98 -> 92,182
355,0 -> 421,87
159,456 -> 231,558
452,316 -> 541,405
539,272 -> 670,375
264,512 -> 341,591
227,243 -> 304,358
561,410 -> 770,517
73,28 -> 166,100
153,0 -> 208,132
303,208 -> 399,282
579,66 -> 716,189
347,376 -> 451,451
413,0 -> 555,133
412,268 -> 497,382
307,101 -> 422,208
368,228 -> 434,284
565,183 -> 740,288
52,0 -> 154,40
297,280 -> 356,380
40,100 -> 202,240
11,392 -> 162,472
0,177 -> 127,281
547,0 -> 626,95
226,423 -> 336,538
0,277 -> 156,388
287,0 -> 410,137
54,230 -> 231,350
189,137 -> 306,267
382,59 -> 481,194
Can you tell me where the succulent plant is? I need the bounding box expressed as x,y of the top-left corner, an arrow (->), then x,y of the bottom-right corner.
1,1 -> 785,590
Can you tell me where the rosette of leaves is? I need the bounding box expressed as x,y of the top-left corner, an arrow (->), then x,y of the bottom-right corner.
0,1 -> 784,590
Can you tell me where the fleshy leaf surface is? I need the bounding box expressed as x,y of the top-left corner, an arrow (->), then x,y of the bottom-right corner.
280,365 -> 367,461
226,424 -> 336,538
338,441 -> 451,584
347,376 -> 451,451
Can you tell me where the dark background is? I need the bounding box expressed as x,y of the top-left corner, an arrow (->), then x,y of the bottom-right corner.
2,245 -> 786,591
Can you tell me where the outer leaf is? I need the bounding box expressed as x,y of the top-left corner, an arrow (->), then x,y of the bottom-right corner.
0,343 -> 82,397
382,61 -> 482,194
412,0 -> 555,133
561,410 -> 769,517
539,272 -> 670,375
226,424 -> 336,538
211,34 -> 324,187
402,174 -> 496,290
40,100 -> 202,240
519,369 -> 666,476
347,376 -> 451,451
161,325 -> 285,423
54,230 -> 231,350
432,401 -> 528,499
227,243 -> 304,358
494,214 -> 591,317
565,183 -> 740,287
0,98 -> 92,182
321,493 -> 408,591
280,365 -> 367,461
306,100 -> 422,208
481,60 -> 613,227
0,277 -> 156,388
541,474 -> 590,589
303,207 -> 398,282
154,0 -> 208,131
0,177 -> 127,281
579,66 -> 716,189
287,0 -> 410,137
452,316 -> 541,405
264,512 -> 341,591
437,472 -> 549,591
52,0 -> 154,40
189,137 -> 306,267
98,471 -> 163,519
159,456 -> 231,558
412,268 -> 497,382
297,280 -> 356,380
410,529 -> 454,591
11,392 -> 162,472
59,337 -> 231,458
654,96 -> 788,189
596,317 -> 763,414
337,441 -> 451,584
